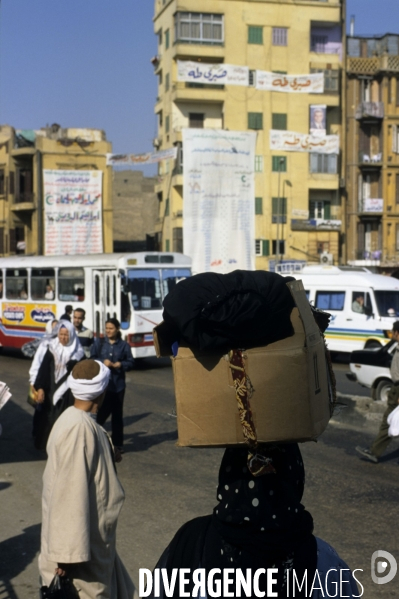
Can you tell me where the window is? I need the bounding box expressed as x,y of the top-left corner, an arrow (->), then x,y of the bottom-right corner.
58,268 -> 85,301
189,113 -> 204,128
161,268 -> 191,296
9,171 -> 14,194
310,68 -> 339,92
165,198 -> 170,216
315,291 -> 345,311
165,115 -> 170,133
309,153 -> 338,174
127,269 -> 162,310
158,30 -> 163,47
173,227 -> 183,252
165,29 -> 170,49
351,292 -> 372,315
0,170 -> 4,195
165,239 -> 170,252
272,113 -> 287,130
272,27 -> 288,46
310,25 -> 342,55
272,240 -> 285,254
272,156 -> 287,172
255,155 -> 263,172
272,197 -> 287,223
165,73 -> 169,91
248,112 -> 263,130
248,26 -> 263,45
396,174 -> 399,204
255,239 -> 270,256
174,12 -> 224,45
392,125 -> 399,154
0,270 -> 2,298
249,70 -> 256,87
309,200 -> 331,219
374,291 -> 399,318
396,223 -> 399,251
31,268 -> 55,300
6,268 -> 28,299
255,197 -> 263,215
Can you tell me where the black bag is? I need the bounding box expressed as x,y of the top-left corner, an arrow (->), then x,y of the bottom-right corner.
40,574 -> 79,598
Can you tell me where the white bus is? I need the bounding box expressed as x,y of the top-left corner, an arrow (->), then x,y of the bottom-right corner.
277,264 -> 399,352
0,252 -> 191,357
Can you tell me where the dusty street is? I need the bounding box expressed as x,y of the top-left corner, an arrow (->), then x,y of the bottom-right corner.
0,352 -> 398,598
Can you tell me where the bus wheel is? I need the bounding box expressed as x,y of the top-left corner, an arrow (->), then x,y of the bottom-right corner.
365,340 -> 382,349
375,379 -> 391,403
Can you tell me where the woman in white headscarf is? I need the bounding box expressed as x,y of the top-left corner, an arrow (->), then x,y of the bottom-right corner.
33,320 -> 85,450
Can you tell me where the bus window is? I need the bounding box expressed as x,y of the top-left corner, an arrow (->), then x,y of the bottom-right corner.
6,269 -> 28,299
31,268 -> 55,300
315,291 -> 345,311
106,276 -> 110,306
94,275 -> 100,305
352,292 -> 372,316
113,275 -> 116,306
128,269 -> 162,310
121,290 -> 131,327
59,268 -> 85,301
161,269 -> 191,297
374,290 -> 399,317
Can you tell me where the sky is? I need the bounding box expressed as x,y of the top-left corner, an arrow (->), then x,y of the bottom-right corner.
0,0 -> 398,172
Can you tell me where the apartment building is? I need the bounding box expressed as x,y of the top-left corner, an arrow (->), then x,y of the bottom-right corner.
153,0 -> 345,269
345,33 -> 399,270
0,124 -> 112,256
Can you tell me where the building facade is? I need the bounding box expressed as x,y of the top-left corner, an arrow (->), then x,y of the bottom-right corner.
113,170 -> 158,252
345,34 -> 399,271
0,124 -> 112,256
153,0 -> 345,269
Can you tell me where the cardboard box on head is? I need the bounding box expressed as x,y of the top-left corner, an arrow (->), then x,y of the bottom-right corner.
154,280 -> 335,447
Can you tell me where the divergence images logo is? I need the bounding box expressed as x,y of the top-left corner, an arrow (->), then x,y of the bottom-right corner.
371,551 -> 397,585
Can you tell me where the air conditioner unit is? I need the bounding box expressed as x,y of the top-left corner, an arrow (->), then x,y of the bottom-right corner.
153,138 -> 160,148
320,252 -> 334,265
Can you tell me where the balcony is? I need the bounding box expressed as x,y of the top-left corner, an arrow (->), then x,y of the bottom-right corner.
348,55 -> 399,75
358,198 -> 383,214
358,151 -> 382,168
355,102 -> 384,120
171,81 -> 225,104
291,218 -> 341,232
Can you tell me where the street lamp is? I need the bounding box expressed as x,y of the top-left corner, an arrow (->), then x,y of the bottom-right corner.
275,158 -> 285,268
281,179 -> 292,261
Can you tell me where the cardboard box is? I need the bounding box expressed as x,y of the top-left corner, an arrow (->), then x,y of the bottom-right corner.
154,280 -> 333,447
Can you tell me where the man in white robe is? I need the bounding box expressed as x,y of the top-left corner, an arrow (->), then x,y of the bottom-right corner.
39,359 -> 136,599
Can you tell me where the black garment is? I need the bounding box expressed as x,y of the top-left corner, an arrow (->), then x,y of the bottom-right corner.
97,389 -> 125,448
33,349 -> 79,451
161,270 -> 296,353
153,445 -> 317,599
60,313 -> 71,322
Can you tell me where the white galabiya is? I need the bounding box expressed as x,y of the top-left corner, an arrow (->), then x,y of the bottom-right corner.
39,360 -> 136,599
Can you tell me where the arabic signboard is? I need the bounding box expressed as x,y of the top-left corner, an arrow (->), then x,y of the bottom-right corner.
177,61 -> 249,86
270,130 -> 339,154
183,129 -> 256,274
43,170 -> 103,256
256,71 -> 324,93
291,219 -> 342,231
2,303 -> 56,327
310,105 -> 327,136
363,198 -> 383,213
106,147 -> 178,167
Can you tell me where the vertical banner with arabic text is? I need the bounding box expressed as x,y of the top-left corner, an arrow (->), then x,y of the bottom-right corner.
183,129 -> 256,274
43,170 -> 103,256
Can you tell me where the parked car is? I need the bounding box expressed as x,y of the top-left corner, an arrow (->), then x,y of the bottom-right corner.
346,340 -> 397,402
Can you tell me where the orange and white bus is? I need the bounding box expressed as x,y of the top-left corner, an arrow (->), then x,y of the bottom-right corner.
0,252 -> 191,357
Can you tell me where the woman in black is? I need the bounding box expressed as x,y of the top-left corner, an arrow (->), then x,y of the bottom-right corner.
90,318 -> 134,452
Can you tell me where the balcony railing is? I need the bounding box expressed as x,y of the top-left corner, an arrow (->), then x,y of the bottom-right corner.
355,250 -> 382,261
14,192 -> 34,204
355,101 -> 384,120
358,151 -> 382,165
291,218 -> 341,231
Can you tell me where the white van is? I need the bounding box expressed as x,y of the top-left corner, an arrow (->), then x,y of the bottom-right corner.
276,264 -> 399,353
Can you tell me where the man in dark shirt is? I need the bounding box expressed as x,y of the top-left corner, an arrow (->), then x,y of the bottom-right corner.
60,305 -> 73,322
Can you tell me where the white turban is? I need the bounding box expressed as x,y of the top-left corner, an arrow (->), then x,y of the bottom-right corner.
68,360 -> 110,401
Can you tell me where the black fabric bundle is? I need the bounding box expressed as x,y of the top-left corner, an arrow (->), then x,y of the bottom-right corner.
162,270 -> 297,353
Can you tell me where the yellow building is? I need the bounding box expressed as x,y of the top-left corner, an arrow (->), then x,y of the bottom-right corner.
153,0 -> 345,269
0,124 -> 113,256
345,33 -> 399,271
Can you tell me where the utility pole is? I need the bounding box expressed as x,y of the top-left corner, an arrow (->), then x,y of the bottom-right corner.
275,158 -> 285,268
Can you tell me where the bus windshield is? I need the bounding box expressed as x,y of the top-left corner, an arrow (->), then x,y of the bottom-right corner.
128,269 -> 162,310
374,290 -> 399,317
161,269 -> 191,297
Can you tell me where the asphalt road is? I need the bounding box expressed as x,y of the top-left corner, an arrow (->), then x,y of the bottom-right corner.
0,352 -> 398,598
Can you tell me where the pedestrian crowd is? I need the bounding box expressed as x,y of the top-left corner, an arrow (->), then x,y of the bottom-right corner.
22,306 -> 399,598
